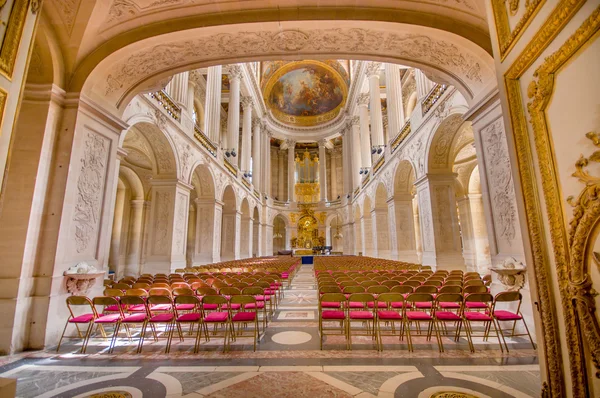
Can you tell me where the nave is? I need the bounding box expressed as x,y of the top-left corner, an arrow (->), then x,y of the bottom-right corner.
0,258 -> 539,398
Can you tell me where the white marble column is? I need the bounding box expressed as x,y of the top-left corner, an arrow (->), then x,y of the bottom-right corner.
204,66 -> 222,142
365,62 -> 384,148
109,186 -> 126,276
385,63 -> 404,140
193,198 -> 216,265
226,65 -> 242,165
125,199 -> 146,276
357,94 -> 372,169
277,148 -> 285,201
457,196 -> 476,270
415,69 -> 434,100
330,148 -> 339,199
387,199 -> 399,260
240,96 -> 253,174
252,118 -> 262,191
287,139 -> 296,202
264,130 -> 272,197
212,201 -> 223,262
350,116 -> 362,189
318,139 -> 328,201
341,127 -> 351,196
167,72 -> 189,110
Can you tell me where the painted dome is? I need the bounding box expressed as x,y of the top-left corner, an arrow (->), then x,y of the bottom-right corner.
262,60 -> 349,127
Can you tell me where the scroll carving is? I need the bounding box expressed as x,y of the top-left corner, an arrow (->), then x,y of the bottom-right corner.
73,132 -> 109,254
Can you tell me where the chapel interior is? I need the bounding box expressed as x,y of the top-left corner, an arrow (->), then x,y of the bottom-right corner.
0,1 -> 598,397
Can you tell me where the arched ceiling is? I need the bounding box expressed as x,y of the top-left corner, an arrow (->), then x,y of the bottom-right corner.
41,1 -> 494,116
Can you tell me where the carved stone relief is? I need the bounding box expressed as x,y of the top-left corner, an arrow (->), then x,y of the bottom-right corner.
482,118 -> 517,245
73,132 -> 110,254
431,114 -> 464,169
174,192 -> 188,254
419,189 -> 434,251
153,190 -> 173,254
434,185 -> 452,248
101,28 -> 491,102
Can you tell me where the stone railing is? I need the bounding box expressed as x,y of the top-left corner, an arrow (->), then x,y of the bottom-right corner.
193,124 -> 217,157
421,84 -> 448,115
373,155 -> 385,174
223,157 -> 238,177
391,121 -> 412,153
149,90 -> 181,121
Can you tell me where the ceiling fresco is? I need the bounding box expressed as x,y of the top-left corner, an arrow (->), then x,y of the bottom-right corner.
262,60 -> 349,127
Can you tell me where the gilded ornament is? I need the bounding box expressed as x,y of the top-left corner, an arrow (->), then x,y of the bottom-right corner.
491,0 -> 546,60
502,3 -> 600,396
0,0 -> 30,79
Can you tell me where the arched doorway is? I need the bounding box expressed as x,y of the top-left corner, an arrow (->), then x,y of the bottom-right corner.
189,164 -> 216,265
252,206 -> 260,257
221,185 -> 238,261
272,215 -> 287,254
374,183 -> 391,259
354,205 -> 363,256
362,196 -> 374,257
328,212 -> 343,253
393,160 -> 419,262
240,198 -> 252,259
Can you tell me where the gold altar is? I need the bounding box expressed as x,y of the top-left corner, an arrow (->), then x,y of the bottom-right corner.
290,204 -> 325,249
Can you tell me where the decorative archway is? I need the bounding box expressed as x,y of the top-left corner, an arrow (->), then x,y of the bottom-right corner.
220,185 -> 238,261
272,214 -> 288,255
374,183 -> 391,259
190,163 -> 217,265
240,198 -> 252,259
362,196 -> 374,257
393,160 -> 419,263
354,205 -> 363,256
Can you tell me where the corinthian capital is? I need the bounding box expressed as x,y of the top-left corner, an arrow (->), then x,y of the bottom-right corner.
364,62 -> 382,78
350,115 -> 360,126
357,93 -> 370,106
228,64 -> 243,80
252,117 -> 262,129
285,139 -> 296,148
241,96 -> 253,109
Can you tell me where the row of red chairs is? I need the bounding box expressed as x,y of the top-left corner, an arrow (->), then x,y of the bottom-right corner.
57,293 -> 264,354
318,291 -> 535,352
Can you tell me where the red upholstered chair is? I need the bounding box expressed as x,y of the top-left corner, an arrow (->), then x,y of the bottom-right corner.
463,285 -> 489,311
492,291 -> 536,351
140,295 -> 176,353
167,295 -> 203,353
367,285 -> 390,309
57,296 -> 97,353
403,293 -> 435,352
113,296 -> 149,353
319,292 -> 348,350
226,295 -> 259,352
242,287 -> 268,332
463,293 -> 503,353
375,292 -> 405,351
201,295 -> 229,352
434,293 -> 465,352
347,293 -> 377,350
90,296 -> 124,353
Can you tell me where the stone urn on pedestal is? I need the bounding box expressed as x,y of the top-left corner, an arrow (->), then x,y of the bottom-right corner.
490,257 -> 527,295
63,262 -> 105,296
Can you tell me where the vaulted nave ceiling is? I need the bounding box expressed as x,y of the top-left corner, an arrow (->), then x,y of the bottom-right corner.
40,0 -> 494,116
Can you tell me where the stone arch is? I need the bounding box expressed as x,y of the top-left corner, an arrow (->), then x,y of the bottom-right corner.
374,183 -> 391,259
354,204 -> 363,256
405,92 -> 418,121
252,206 -> 261,257
122,121 -> 178,178
425,112 -> 471,174
363,195 -> 374,257
325,211 -> 343,252
71,17 -> 494,114
240,197 -> 252,258
272,214 -> 288,255
220,185 -> 238,261
28,21 -> 64,87
119,166 -> 145,200
189,163 -> 217,265
392,160 -> 419,262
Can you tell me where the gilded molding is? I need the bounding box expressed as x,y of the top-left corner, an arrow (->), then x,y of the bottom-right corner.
502,0 -> 594,395
491,0 -> 546,60
0,88 -> 6,130
0,0 -> 31,79
502,2 -> 599,396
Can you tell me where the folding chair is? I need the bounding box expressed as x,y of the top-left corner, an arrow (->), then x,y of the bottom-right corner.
56,296 -> 97,353
433,293 -> 464,352
167,295 -> 203,353
227,295 -> 259,351
404,293 -> 435,352
347,293 -> 377,350
201,295 -> 230,352
492,291 -> 536,351
463,293 -> 503,353
375,292 -> 404,351
319,293 -> 348,350
113,296 -> 149,353
141,295 -> 175,352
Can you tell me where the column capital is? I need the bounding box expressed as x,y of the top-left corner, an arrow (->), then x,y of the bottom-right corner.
357,93 -> 370,106
318,139 -> 327,147
350,115 -> 361,126
241,96 -> 253,109
228,64 -> 243,80
285,139 -> 296,148
365,62 -> 382,78
252,116 -> 262,129
382,114 -> 389,129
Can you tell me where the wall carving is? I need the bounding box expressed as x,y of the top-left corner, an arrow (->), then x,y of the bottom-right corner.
106,0 -> 185,25
49,0 -> 80,35
133,123 -> 175,175
154,190 -> 172,254
73,132 -> 109,254
101,28 -> 491,104
419,190 -> 433,251
482,118 -> 517,245
430,114 -> 464,169
434,185 -> 451,246
174,192 -> 187,254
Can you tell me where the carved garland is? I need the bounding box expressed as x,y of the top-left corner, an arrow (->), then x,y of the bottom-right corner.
567,132 -> 600,379
526,6 -> 600,394
491,0 -> 546,60
503,1 -> 592,396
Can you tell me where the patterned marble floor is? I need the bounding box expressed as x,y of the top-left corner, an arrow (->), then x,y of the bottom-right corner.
0,264 -> 541,397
